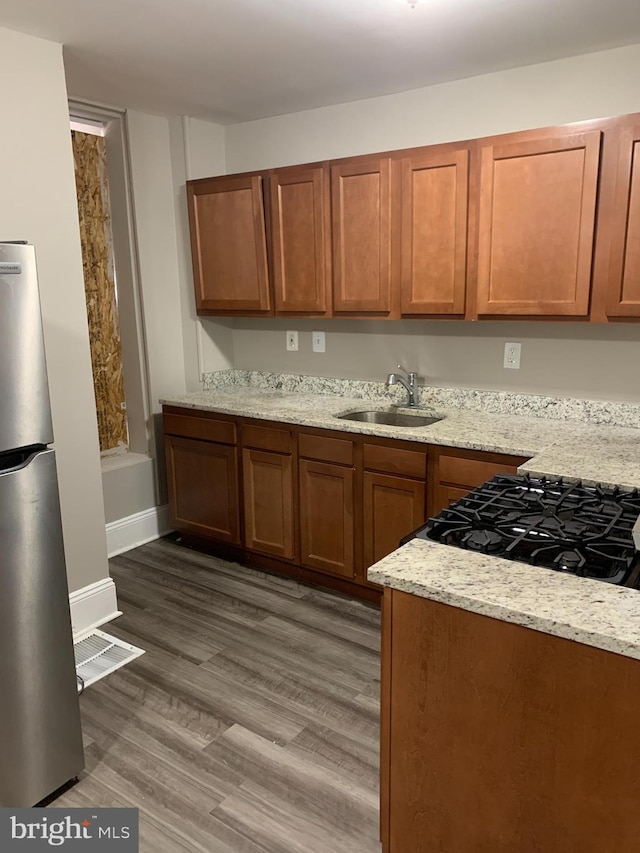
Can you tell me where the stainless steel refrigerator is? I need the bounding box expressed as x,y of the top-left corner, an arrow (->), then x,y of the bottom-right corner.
0,242 -> 84,806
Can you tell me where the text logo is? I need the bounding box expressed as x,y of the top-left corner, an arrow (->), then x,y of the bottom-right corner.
0,808 -> 138,850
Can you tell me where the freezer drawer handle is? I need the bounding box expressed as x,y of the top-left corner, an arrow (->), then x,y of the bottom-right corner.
0,448 -> 44,475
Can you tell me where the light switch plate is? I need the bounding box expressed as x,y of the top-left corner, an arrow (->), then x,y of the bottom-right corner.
286,330 -> 298,352
312,331 -> 326,353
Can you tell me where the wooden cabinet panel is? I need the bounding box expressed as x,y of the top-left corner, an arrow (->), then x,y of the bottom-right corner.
384,590 -> 640,853
606,124 -> 640,317
298,433 -> 354,466
332,158 -> 392,314
241,424 -> 293,454
270,165 -> 331,314
242,449 -> 295,559
363,443 -> 427,479
400,148 -> 469,315
187,175 -> 270,313
163,412 -> 236,445
438,454 -> 519,489
364,472 -> 426,567
433,452 -> 523,516
477,132 -> 601,316
299,460 -> 355,578
165,435 -> 239,543
432,484 -> 473,516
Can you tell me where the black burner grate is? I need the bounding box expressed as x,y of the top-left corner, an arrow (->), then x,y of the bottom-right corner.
405,475 -> 640,586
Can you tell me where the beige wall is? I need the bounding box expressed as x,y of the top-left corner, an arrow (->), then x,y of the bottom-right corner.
233,319 -> 640,403
101,111 -> 232,523
0,27 -> 109,592
173,116 -> 234,385
226,43 -> 640,170
226,43 -> 640,403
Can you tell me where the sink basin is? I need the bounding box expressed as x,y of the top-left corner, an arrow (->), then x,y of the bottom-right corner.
336,410 -> 443,428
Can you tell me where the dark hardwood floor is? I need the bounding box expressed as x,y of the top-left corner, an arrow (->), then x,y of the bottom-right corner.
53,537 -> 382,853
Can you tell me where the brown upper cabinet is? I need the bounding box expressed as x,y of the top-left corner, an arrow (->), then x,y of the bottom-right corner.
476,130 -> 601,317
186,112 -> 640,323
605,123 -> 640,318
399,146 -> 470,316
187,174 -> 271,314
269,164 -> 331,315
331,157 -> 392,314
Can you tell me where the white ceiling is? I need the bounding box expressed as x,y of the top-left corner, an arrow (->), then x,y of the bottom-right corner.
1,0 -> 640,124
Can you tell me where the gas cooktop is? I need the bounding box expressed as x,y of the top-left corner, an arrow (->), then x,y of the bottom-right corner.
403,474 -> 640,587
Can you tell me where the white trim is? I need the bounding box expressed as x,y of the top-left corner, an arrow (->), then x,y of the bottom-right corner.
106,504 -> 171,558
69,578 -> 121,638
70,118 -> 105,136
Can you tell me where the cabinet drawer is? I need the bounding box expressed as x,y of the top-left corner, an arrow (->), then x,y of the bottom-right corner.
241,423 -> 293,454
364,444 -> 427,479
163,412 -> 236,445
298,433 -> 354,466
439,455 -> 518,488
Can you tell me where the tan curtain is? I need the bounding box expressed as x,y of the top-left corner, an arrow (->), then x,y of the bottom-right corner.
72,130 -> 128,453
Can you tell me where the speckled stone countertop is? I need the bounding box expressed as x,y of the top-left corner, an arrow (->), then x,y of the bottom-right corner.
163,387 -> 583,458
369,539 -> 640,660
519,429 -> 640,491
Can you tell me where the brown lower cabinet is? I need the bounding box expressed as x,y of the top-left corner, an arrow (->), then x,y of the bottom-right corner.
164,410 -> 240,544
240,422 -> 296,560
432,447 -> 522,515
163,407 -> 528,600
381,589 -> 640,852
242,448 -> 295,560
362,440 -> 427,567
363,472 -> 426,566
165,435 -> 240,543
299,459 -> 355,578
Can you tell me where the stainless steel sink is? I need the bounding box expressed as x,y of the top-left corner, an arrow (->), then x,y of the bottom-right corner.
336,410 -> 443,428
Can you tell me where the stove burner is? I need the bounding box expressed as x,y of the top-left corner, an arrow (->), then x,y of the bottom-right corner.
555,550 -> 585,572
464,529 -> 504,553
408,474 -> 640,588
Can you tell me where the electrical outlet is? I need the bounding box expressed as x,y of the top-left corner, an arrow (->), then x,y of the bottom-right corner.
286,330 -> 298,352
312,331 -> 326,353
504,342 -> 521,369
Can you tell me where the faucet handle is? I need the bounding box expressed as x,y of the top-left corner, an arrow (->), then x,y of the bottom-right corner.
397,364 -> 417,384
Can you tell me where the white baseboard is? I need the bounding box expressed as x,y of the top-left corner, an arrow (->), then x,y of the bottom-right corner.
106,504 -> 172,558
70,577 -> 121,638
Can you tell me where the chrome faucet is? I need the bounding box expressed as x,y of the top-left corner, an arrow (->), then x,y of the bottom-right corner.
386,364 -> 419,408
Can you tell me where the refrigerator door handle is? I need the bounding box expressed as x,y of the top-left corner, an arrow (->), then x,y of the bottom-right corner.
0,447 -> 46,476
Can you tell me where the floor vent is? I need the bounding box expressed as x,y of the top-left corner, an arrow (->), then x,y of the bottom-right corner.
73,628 -> 144,689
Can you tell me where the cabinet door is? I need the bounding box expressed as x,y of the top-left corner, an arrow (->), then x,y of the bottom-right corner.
331,157 -> 392,314
165,436 -> 239,543
187,175 -> 270,313
432,485 -> 471,516
364,472 -> 426,567
400,148 -> 469,315
299,460 -> 355,578
242,449 -> 295,559
477,131 -> 601,316
270,165 -> 331,314
606,124 -> 640,317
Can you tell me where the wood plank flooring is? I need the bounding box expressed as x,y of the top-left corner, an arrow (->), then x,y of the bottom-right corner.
52,537 -> 382,853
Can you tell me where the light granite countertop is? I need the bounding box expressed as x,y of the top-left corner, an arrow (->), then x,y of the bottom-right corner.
368,539 -> 640,661
161,381 -> 640,660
